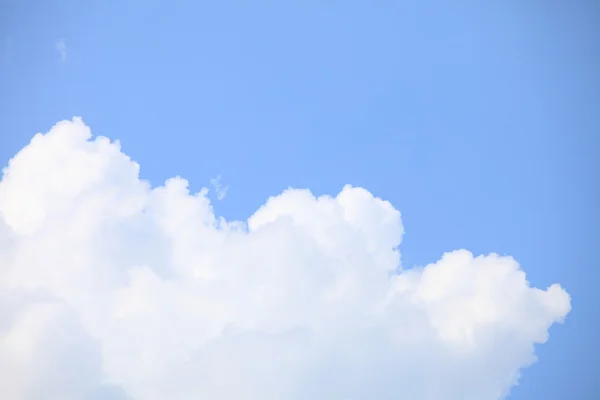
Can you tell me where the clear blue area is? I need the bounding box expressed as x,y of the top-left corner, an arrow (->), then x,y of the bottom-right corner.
1,0 -> 598,398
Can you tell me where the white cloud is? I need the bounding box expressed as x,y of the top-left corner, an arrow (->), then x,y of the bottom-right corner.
55,39 -> 67,63
0,118 -> 571,400
210,175 -> 228,200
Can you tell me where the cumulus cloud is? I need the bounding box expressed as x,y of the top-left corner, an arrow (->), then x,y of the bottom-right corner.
0,118 -> 571,400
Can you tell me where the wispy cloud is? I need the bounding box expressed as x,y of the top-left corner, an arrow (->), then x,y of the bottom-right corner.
55,39 -> 67,62
210,175 -> 228,200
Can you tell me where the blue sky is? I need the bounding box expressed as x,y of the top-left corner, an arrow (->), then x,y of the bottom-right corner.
1,0 -> 598,398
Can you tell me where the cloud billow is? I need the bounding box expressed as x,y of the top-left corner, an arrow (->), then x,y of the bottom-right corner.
0,118 -> 570,400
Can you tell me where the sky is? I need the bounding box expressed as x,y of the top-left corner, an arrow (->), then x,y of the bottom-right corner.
0,1 -> 598,399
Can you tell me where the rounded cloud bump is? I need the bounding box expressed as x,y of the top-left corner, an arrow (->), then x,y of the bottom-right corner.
0,118 -> 571,400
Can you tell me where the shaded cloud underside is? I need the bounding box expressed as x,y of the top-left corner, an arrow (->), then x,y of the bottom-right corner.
0,118 -> 570,400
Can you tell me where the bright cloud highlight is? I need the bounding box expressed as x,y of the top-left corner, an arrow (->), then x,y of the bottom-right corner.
0,118 -> 571,400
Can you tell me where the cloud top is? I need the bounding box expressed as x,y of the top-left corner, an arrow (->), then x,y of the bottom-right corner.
0,118 -> 571,400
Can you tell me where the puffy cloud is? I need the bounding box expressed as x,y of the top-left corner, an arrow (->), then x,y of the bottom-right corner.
0,118 -> 570,400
